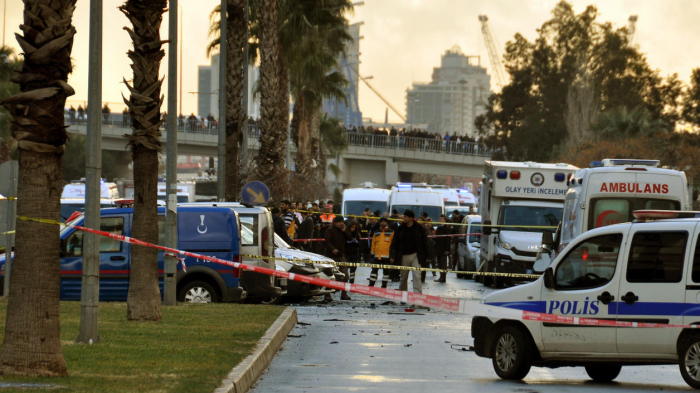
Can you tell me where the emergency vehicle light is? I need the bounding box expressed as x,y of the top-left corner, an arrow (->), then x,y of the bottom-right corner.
510,170 -> 521,180
554,173 -> 566,182
602,159 -> 660,167
632,210 -> 700,220
496,170 -> 507,179
590,161 -> 603,168
396,184 -> 412,188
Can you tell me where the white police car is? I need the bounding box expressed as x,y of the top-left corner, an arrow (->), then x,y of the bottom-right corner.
471,210 -> 700,388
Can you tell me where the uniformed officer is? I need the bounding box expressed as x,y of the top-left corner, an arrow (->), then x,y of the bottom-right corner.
369,217 -> 393,288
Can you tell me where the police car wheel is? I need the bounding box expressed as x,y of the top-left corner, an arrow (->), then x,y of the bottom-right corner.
491,326 -> 532,380
178,281 -> 218,304
679,336 -> 700,388
584,364 -> 621,382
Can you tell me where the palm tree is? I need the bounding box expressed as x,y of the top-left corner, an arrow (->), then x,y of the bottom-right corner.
0,0 -> 77,376
207,1 -> 246,201
317,113 -> 348,182
0,47 -> 21,163
591,105 -> 667,141
255,0 -> 289,197
120,0 -> 168,321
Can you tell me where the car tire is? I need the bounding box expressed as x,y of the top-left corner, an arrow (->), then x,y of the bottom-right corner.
178,281 -> 219,303
679,334 -> 700,389
491,325 -> 532,380
585,364 -> 621,383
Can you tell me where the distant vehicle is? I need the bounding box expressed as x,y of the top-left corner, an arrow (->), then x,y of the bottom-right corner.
341,184 -> 391,217
389,184 -> 444,219
456,215 -> 481,278
457,189 -> 478,209
157,181 -> 195,203
0,206 -> 247,303
60,180 -> 121,222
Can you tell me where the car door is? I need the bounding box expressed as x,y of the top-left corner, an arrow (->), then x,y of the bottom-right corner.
60,214 -> 130,301
616,222 -> 694,354
540,231 -> 626,353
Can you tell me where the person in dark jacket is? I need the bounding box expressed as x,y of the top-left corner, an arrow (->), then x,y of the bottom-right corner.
295,209 -> 315,252
450,209 -> 463,269
434,214 -> 452,283
344,220 -> 361,284
271,207 -> 294,245
389,209 -> 430,296
325,216 -> 352,300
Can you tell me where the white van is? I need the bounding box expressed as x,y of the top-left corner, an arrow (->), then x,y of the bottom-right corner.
457,189 -> 477,209
388,184 -> 444,219
456,215 -> 481,278
60,180 -> 121,222
158,182 -> 195,203
341,185 -> 391,216
479,161 -> 578,287
472,210 -> 700,389
560,159 -> 690,251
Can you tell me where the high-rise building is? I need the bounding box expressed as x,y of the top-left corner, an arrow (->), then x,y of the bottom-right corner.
197,53 -> 260,120
406,46 -> 491,138
324,22 -> 363,128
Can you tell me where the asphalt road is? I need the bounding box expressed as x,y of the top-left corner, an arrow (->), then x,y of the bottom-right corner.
250,268 -> 692,392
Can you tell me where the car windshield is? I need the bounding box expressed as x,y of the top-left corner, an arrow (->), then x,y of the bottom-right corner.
498,205 -> 561,232
344,201 -> 388,217
468,223 -> 482,243
392,205 -> 443,221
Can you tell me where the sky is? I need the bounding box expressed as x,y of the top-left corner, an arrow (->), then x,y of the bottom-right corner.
3,0 -> 700,124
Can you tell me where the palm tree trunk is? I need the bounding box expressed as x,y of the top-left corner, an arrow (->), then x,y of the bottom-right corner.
0,0 -> 76,376
294,97 -> 311,177
255,0 -> 288,197
310,109 -> 323,183
120,0 -> 167,322
224,0 -> 246,202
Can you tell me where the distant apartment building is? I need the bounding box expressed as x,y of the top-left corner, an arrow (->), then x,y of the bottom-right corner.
406,46 -> 491,138
197,53 -> 260,120
323,22 -> 363,128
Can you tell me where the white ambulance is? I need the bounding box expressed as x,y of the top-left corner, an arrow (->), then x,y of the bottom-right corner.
479,161 -> 578,287
471,210 -> 700,389
388,184 -> 444,220
536,159 -> 690,270
341,183 -> 391,217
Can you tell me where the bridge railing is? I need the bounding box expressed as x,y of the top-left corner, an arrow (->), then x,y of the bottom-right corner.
65,112 -> 491,157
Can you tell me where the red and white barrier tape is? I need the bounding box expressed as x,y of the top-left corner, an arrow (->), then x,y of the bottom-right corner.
292,233 -> 480,242
14,215 -> 699,329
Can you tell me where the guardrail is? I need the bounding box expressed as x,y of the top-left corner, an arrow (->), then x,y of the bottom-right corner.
64,112 -> 491,157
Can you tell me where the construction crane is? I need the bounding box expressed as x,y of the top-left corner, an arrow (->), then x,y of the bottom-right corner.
627,15 -> 638,43
478,15 -> 507,90
349,67 -> 406,122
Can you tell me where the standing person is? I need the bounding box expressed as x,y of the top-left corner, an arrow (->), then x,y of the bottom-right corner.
102,103 -> 110,123
450,209 -> 463,269
388,209 -> 400,230
271,207 -> 294,245
296,209 -> 315,252
422,217 -> 435,282
390,210 -> 430,299
280,200 -> 297,239
369,217 -> 393,288
325,216 -> 352,301
359,210 -> 373,263
434,215 -> 452,283
68,105 -> 76,122
344,220 -> 361,284
77,105 -> 85,122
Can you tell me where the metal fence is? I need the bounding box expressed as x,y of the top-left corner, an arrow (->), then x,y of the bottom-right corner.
65,112 -> 490,157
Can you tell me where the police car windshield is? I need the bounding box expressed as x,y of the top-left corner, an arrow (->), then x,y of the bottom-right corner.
498,205 -> 561,232
392,205 -> 443,221
344,201 -> 388,216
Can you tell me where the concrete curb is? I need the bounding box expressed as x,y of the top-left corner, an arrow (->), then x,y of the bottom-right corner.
214,307 -> 298,393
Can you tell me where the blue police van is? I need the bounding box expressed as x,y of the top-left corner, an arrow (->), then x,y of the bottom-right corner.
0,206 -> 246,303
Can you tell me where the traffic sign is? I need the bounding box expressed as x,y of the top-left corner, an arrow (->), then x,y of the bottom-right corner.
241,181 -> 270,206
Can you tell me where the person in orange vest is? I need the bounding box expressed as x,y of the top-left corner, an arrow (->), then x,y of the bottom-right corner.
318,204 -> 335,243
369,217 -> 393,288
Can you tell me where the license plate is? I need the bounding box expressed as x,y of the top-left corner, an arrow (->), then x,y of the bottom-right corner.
526,269 -> 533,274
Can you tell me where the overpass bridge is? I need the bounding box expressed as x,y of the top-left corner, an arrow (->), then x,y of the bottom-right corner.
66,114 -> 491,187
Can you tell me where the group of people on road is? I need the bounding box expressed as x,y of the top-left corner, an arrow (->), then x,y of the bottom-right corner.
270,198 -> 473,307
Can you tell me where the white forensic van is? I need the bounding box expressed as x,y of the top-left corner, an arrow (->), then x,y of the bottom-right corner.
472,210 -> 700,389
60,180 -> 121,222
157,181 -> 196,203
479,161 -> 578,287
341,184 -> 391,216
388,184 -> 444,220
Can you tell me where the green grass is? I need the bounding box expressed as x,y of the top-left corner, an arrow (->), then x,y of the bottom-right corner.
0,299 -> 284,392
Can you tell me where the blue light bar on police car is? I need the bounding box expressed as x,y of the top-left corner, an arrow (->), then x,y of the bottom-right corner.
496,170 -> 507,179
590,161 -> 603,168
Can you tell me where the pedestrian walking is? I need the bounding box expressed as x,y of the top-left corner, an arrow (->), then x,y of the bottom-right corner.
434,215 -> 452,283
325,216 -> 352,301
389,209 -> 430,299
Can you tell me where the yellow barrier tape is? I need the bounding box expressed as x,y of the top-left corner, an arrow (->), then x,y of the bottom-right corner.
0,231 -> 15,236
240,254 -> 541,279
0,197 -> 17,200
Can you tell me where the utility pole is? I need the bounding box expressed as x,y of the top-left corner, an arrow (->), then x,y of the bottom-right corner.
164,0 -> 178,306
241,0 -> 249,175
217,0 -> 227,201
77,0 -> 102,344
179,5 -> 183,117
2,0 -> 6,47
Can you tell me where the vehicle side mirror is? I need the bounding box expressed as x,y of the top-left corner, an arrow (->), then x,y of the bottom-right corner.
483,220 -> 492,236
543,267 -> 554,289
542,231 -> 554,248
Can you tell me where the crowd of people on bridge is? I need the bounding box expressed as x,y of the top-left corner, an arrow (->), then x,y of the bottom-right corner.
270,199 -> 475,306
346,125 -> 482,154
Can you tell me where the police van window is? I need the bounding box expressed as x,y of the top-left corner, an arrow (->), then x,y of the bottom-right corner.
64,217 -> 124,256
555,234 -> 623,290
627,232 -> 687,283
692,235 -> 700,282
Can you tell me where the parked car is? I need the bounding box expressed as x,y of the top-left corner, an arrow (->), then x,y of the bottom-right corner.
456,215 -> 481,278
